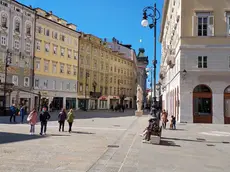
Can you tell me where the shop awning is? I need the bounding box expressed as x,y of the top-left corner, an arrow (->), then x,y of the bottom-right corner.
99,96 -> 108,100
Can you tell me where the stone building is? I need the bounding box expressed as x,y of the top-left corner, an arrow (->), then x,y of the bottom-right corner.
0,0 -> 35,111
160,0 -> 230,124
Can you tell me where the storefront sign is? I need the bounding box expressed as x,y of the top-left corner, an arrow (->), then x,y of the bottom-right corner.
99,96 -> 108,100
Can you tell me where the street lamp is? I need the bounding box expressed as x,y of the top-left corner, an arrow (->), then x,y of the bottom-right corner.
84,72 -> 90,111
3,49 -> 12,116
141,3 -> 160,119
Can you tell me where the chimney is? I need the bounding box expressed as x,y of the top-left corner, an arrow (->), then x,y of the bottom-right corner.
49,11 -> 52,14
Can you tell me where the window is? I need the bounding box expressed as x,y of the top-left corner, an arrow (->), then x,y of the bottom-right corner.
66,83 -> 70,90
60,82 -> 63,90
198,56 -> 207,68
44,60 -> 49,72
14,39 -> 19,49
80,56 -> 84,65
45,43 -> 49,52
24,77 -> 29,87
226,13 -> 230,36
35,60 -> 40,70
80,68 -> 83,78
193,13 -> 214,36
54,32 -> 58,39
52,63 -> 57,73
36,40 -> 41,51
110,87 -> 112,95
68,49 -> 71,58
1,36 -> 6,46
44,80 -> 48,89
46,29 -> 50,36
12,75 -> 18,86
73,66 -> 77,75
60,63 -> 64,73
73,84 -> 76,91
1,14 -> 7,28
194,98 -> 211,114
60,34 -> 65,41
25,43 -> 31,52
37,26 -> 42,34
26,25 -> 31,36
53,45 -> 57,54
67,65 -> 71,75
61,48 -> 65,56
15,20 -> 20,33
35,79 -> 39,88
53,80 -> 56,89
101,62 -> 104,70
79,83 -> 83,92
74,52 -> 78,60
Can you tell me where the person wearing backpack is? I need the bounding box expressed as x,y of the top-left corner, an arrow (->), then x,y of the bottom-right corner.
39,107 -> 51,135
58,108 -> 67,132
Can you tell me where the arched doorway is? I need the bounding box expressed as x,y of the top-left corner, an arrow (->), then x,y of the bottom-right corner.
224,86 -> 230,124
193,85 -> 212,123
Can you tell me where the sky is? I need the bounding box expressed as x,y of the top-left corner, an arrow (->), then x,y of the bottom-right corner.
18,0 -> 164,88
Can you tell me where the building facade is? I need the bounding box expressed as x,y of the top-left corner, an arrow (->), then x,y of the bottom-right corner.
78,34 -> 136,110
136,48 -> 148,106
0,0 -> 35,111
160,0 -> 230,124
34,8 -> 80,110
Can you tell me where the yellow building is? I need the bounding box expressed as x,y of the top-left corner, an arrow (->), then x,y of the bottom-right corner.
34,9 -> 80,110
78,34 -> 136,110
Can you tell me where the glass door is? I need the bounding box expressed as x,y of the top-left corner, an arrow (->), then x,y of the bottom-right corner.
224,98 -> 230,117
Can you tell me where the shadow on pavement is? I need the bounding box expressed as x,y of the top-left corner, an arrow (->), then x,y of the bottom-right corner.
160,140 -> 181,147
162,137 -> 230,144
71,131 -> 95,135
49,134 -> 70,137
0,132 -> 46,144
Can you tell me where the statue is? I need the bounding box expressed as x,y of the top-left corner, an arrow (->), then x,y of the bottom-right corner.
135,85 -> 143,116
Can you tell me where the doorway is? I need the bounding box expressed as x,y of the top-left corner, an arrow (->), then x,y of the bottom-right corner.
224,86 -> 230,124
193,85 -> 212,123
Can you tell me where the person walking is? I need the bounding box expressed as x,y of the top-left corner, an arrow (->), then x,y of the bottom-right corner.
20,105 -> 26,124
27,108 -> 37,135
9,104 -> 17,123
67,109 -> 74,133
39,107 -> 51,135
161,109 -> 168,129
58,108 -> 67,132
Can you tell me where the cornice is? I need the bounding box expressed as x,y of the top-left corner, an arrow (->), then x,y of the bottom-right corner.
160,0 -> 170,43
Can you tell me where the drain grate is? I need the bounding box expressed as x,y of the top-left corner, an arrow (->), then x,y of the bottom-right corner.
196,138 -> 206,141
107,145 -> 119,148
222,141 -> 230,144
206,144 -> 215,147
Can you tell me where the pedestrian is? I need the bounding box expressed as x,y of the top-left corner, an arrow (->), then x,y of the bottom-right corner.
20,105 -> 26,124
58,108 -> 67,132
27,108 -> 37,135
9,104 -> 17,123
39,107 -> 51,135
67,109 -> 74,133
161,109 -> 168,129
172,115 -> 176,130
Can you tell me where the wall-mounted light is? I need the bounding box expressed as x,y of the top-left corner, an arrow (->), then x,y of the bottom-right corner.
182,69 -> 187,80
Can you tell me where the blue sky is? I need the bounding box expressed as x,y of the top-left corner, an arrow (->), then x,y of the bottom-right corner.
19,0 -> 164,88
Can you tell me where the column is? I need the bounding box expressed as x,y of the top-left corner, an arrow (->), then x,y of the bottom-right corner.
63,97 -> 66,109
213,93 -> 224,124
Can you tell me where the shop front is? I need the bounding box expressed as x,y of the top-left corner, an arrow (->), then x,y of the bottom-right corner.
109,96 -> 120,109
124,97 -> 132,108
99,96 -> 108,109
66,97 -> 76,110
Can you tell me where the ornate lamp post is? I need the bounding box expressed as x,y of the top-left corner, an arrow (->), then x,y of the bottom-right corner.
141,3 -> 160,119
3,49 -> 12,116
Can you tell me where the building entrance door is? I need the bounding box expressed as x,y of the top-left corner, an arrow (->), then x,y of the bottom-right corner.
224,86 -> 230,124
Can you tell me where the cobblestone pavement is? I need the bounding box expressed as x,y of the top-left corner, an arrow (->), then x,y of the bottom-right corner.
1,111 -> 230,172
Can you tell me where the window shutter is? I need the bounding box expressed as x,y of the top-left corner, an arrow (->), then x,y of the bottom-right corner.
192,16 -> 198,36
208,16 -> 214,36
